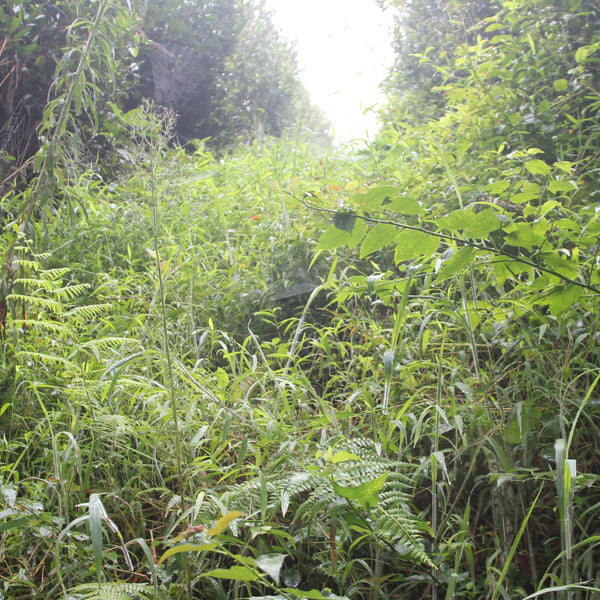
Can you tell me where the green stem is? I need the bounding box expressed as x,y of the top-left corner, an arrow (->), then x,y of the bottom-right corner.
17,0 -> 111,235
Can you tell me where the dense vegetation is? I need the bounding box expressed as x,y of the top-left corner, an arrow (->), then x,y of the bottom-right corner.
1,0 -> 599,599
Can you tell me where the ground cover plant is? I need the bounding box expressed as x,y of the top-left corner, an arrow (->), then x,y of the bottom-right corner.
1,0 -> 599,599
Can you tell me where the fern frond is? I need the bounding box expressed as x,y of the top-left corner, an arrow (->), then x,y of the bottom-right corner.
65,303 -> 111,320
79,337 -> 132,349
89,414 -> 134,437
40,267 -> 71,279
11,277 -> 56,290
48,283 -> 91,300
11,319 -> 71,335
19,351 -> 76,366
13,257 -> 47,271
6,293 -> 62,312
68,581 -> 164,600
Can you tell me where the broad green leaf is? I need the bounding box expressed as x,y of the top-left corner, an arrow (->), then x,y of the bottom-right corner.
506,403 -> 542,444
317,224 -> 352,250
485,22 -> 504,32
333,472 -> 388,509
464,209 -> 502,238
159,543 -> 217,564
394,230 -> 439,263
201,566 -> 260,581
504,221 -> 548,251
333,211 -> 356,233
538,200 -> 560,214
540,252 -> 579,279
554,218 -> 578,231
553,161 -> 574,174
553,78 -> 568,92
351,185 -> 401,207
544,285 -> 584,317
255,554 -> 286,585
359,223 -> 397,258
435,209 -> 476,232
317,220 -> 368,250
207,510 -> 243,536
0,516 -> 34,535
575,43 -> 599,63
525,159 -> 551,176
483,180 -> 510,194
388,196 -> 424,215
330,451 -> 361,463
511,182 -> 540,204
436,247 -> 475,281
548,180 -> 575,194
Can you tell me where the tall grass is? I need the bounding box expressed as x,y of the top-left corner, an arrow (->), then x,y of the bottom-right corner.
1,104 -> 599,598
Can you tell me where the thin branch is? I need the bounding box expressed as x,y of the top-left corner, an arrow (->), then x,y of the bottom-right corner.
293,193 -> 600,295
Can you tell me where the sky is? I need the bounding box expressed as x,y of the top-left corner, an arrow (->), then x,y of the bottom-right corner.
265,0 -> 396,145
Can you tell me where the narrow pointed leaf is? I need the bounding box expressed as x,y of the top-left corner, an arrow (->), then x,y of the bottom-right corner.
201,566 -> 260,581
159,543 -> 217,565
207,510 -> 244,536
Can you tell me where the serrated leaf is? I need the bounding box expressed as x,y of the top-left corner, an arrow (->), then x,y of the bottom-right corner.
351,185 -> 401,207
333,472 -> 388,509
505,222 -> 547,251
511,189 -> 540,204
525,159 -> 551,176
317,220 -> 367,251
548,180 -> 575,194
316,223 -> 352,250
484,180 -> 510,194
544,285 -> 584,317
394,230 -> 439,263
333,211 -> 356,233
359,223 -> 397,258
436,205 -> 499,236
464,209 -> 502,238
435,209 -> 475,232
389,196 -> 424,215
575,43 -> 599,63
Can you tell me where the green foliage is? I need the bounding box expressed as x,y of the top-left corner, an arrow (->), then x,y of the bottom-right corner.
2,1 -> 600,599
68,582 -> 164,600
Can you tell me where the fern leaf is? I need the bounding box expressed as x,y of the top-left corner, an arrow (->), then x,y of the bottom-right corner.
68,581 -> 164,600
64,303 -> 111,320
6,293 -> 62,312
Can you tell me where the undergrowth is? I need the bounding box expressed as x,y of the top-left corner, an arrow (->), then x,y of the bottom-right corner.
2,2 -> 600,597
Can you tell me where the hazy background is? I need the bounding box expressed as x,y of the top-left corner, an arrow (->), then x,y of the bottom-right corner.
265,0 -> 395,145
